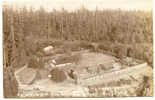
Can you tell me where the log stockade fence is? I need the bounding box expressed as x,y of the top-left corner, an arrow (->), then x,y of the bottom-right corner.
80,63 -> 148,86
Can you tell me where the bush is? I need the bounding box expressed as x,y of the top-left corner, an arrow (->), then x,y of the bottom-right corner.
27,56 -> 44,69
50,40 -> 64,47
98,43 -> 111,51
50,68 -> 67,82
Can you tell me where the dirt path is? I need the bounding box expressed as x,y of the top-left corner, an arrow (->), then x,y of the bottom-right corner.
14,65 -> 27,85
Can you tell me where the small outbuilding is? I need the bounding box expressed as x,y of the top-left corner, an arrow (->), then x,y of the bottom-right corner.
43,46 -> 54,55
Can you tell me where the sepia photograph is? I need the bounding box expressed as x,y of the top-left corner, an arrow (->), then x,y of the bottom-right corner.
2,0 -> 154,98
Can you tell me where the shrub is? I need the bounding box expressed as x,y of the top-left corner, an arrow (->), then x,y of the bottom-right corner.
50,68 -> 67,82
27,56 -> 44,69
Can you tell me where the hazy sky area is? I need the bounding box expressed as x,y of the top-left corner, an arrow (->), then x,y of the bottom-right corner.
3,0 -> 153,11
